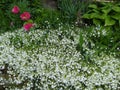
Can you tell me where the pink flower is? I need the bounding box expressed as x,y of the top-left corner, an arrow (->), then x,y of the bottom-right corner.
12,6 -> 20,14
23,23 -> 33,31
20,12 -> 31,21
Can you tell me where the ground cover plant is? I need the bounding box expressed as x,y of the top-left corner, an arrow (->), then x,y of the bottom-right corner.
0,0 -> 120,90
0,26 -> 120,90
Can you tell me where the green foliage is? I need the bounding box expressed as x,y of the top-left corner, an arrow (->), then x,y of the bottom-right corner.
0,0 -> 31,34
0,0 -> 12,33
58,0 -> 92,23
25,0 -> 61,29
0,27 -> 119,90
83,2 -> 120,27
34,8 -> 61,29
77,26 -> 120,58
28,0 -> 43,17
82,2 -> 120,56
58,0 -> 78,22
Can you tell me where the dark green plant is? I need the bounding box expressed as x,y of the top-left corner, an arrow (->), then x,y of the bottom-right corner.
76,26 -> 120,58
0,0 -> 12,33
34,8 -> 61,29
57,0 -> 92,23
28,0 -> 43,17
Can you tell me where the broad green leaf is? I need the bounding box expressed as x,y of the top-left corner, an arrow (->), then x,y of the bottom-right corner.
102,13 -> 108,19
83,13 -> 103,19
105,16 -> 116,26
102,8 -> 111,14
111,13 -> 120,20
82,14 -> 91,19
112,6 -> 120,12
88,4 -> 98,9
90,13 -> 103,19
92,9 -> 100,13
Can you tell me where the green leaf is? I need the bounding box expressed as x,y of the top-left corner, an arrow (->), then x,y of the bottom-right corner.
92,9 -> 100,13
83,12 -> 103,19
90,13 -> 103,19
88,4 -> 98,9
112,6 -> 120,12
102,8 -> 111,14
79,32 -> 84,49
93,19 -> 101,25
111,13 -> 120,20
27,19 -> 33,23
24,19 -> 33,25
105,16 -> 116,26
82,14 -> 91,19
101,14 -> 107,19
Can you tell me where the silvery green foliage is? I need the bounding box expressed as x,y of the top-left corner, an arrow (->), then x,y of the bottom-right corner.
0,27 -> 120,90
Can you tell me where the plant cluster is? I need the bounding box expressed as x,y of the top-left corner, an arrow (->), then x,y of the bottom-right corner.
83,2 -> 120,28
82,2 -> 120,55
77,26 -> 120,58
58,0 -> 92,24
0,0 -> 120,89
0,27 -> 120,89
28,0 -> 92,29
0,0 -> 32,33
0,0 -> 92,31
34,8 -> 61,29
12,6 -> 34,31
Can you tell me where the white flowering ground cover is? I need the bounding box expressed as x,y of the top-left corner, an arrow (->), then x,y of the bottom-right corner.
0,27 -> 120,90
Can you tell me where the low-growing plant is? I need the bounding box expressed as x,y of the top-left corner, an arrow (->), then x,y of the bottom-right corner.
0,28 -> 120,89
76,26 -> 120,58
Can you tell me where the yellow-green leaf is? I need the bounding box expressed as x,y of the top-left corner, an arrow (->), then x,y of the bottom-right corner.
88,4 -> 98,9
111,13 -> 120,20
112,6 -> 120,12
105,17 -> 116,26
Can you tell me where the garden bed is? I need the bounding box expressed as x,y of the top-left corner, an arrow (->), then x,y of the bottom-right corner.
0,27 -> 120,90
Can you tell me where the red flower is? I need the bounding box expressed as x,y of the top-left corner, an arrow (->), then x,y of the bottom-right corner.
20,12 -> 31,21
12,6 -> 20,14
23,23 -> 33,31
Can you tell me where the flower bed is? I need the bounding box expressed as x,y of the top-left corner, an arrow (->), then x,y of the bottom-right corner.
0,27 -> 120,90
